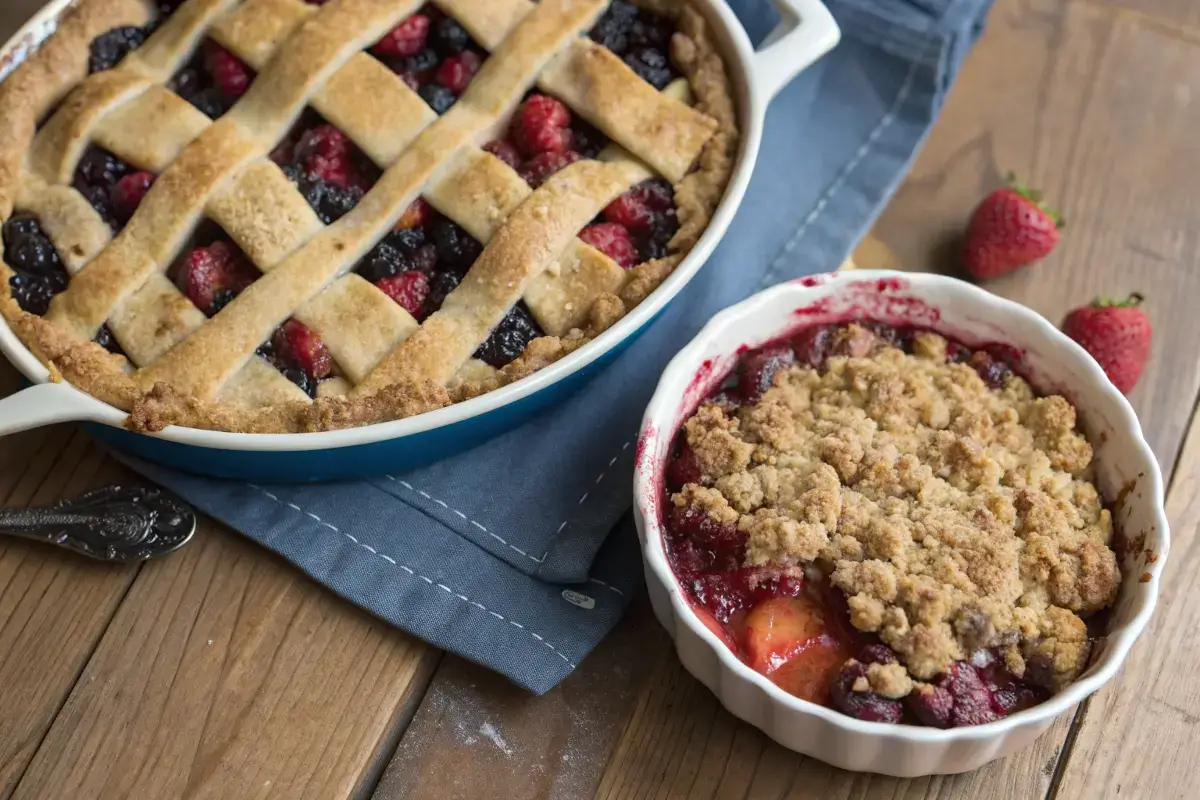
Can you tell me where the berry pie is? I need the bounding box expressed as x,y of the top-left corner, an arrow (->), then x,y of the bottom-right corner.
663,322 -> 1123,728
0,0 -> 736,432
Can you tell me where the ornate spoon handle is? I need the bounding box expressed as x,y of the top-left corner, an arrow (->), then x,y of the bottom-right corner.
0,486 -> 196,562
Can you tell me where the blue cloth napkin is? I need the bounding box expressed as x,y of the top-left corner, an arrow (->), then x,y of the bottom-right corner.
123,0 -> 994,694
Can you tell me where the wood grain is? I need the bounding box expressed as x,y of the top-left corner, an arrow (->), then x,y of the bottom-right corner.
0,389 -> 143,799
1050,404 -> 1200,798
374,598 -> 671,800
10,520 -> 439,800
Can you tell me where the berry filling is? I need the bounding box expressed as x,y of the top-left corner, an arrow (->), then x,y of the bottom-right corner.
371,6 -> 487,114
485,93 -> 679,266
256,319 -> 334,399
588,0 -> 680,90
272,113 -> 381,224
172,237 -> 260,317
662,321 -> 1087,728
3,214 -> 125,355
88,1 -> 188,74
350,204 -> 542,369
73,147 -> 156,232
3,214 -> 68,316
171,40 -> 257,120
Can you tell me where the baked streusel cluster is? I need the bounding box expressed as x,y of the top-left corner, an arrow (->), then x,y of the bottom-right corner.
667,322 -> 1121,723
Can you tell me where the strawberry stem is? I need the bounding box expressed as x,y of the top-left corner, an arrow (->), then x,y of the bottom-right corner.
1091,293 -> 1145,308
1004,172 -> 1065,229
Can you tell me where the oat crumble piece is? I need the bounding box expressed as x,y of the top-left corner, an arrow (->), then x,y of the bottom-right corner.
671,325 -> 1121,690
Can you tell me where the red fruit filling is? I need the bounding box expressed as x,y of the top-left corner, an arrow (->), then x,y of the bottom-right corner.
372,13 -> 431,58
662,320 -> 1073,728
171,40 -> 257,119
377,270 -> 431,315
274,319 -> 332,381
175,240 -> 260,316
271,113 -> 381,224
579,222 -> 638,268
110,171 -> 155,223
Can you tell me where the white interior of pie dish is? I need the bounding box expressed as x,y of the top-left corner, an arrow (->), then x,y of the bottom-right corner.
633,270 -> 1170,777
0,0 -> 841,453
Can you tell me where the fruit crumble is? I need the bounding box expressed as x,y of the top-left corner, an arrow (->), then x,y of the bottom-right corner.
662,321 -> 1122,727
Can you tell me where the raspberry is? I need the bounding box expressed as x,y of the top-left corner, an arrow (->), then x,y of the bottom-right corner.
274,319 -> 332,380
518,151 -> 581,189
377,270 -> 431,316
604,179 -> 674,232
295,124 -> 355,188
373,13 -> 430,58
906,662 -> 1000,728
791,324 -> 834,368
204,42 -> 252,99
176,241 -> 258,315
435,50 -> 482,94
109,171 -> 155,223
395,197 -> 431,230
511,94 -> 571,156
579,222 -> 638,268
483,140 -> 522,170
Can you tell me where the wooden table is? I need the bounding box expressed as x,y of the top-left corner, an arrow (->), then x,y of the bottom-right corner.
3,0 -> 1199,797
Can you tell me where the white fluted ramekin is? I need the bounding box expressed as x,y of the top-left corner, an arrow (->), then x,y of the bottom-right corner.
633,270 -> 1169,776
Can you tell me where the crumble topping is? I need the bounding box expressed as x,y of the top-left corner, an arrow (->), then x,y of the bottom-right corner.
673,325 -> 1120,690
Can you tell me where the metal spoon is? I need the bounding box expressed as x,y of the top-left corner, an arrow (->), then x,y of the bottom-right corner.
0,486 -> 196,562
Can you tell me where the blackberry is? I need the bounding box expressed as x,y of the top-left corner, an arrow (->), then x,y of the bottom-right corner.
3,214 -> 41,245
75,148 -> 127,187
94,324 -> 125,355
421,269 -> 462,318
385,226 -> 426,252
299,178 -> 363,224
89,26 -> 148,73
639,211 -> 678,261
357,243 -> 404,282
6,234 -> 62,277
589,1 -> 639,54
255,339 -> 277,361
8,273 -> 58,315
623,47 -> 673,90
629,16 -> 672,50
473,302 -> 543,368
281,366 -> 317,398
432,17 -> 470,55
431,219 -> 482,272
419,84 -> 457,114
404,47 -> 439,75
173,68 -> 228,118
571,121 -> 608,159
77,184 -> 118,229
209,288 -> 237,316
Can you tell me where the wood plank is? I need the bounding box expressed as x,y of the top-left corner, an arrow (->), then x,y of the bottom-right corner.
11,519 -> 440,800
1049,402 -> 1200,797
373,597 -> 670,800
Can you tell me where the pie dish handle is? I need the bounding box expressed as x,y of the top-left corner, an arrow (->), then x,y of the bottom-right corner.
0,383 -> 115,437
754,0 -> 841,103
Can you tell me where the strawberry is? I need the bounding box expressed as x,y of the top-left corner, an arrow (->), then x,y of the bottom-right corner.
1062,294 -> 1151,393
963,176 -> 1063,279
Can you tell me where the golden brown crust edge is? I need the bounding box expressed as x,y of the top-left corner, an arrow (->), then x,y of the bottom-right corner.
1,0 -> 738,434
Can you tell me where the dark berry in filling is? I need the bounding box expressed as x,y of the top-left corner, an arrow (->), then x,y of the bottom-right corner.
589,0 -> 679,88
472,301 -> 544,369
374,7 -> 487,113
3,214 -> 68,316
171,41 -> 256,119
89,26 -> 148,73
